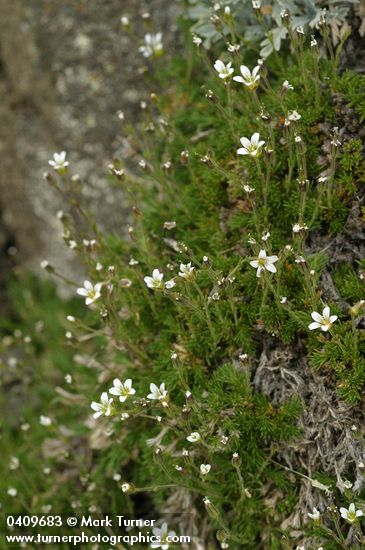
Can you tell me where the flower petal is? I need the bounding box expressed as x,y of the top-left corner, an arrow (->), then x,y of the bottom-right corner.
76,288 -> 88,296
322,306 -> 330,319
239,65 -> 251,78
240,137 -> 251,148
265,263 -> 277,273
311,311 -> 323,323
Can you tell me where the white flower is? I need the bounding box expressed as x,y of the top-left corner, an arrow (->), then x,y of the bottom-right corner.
120,16 -> 130,27
237,133 -> 265,157
9,457 -> 20,470
288,110 -> 301,121
164,221 -> 176,230
121,482 -> 131,493
308,507 -> 321,520
139,32 -> 163,58
249,249 -> 278,278
214,60 -> 234,80
65,374 -> 72,384
7,487 -> 17,497
339,503 -> 363,523
200,464 -> 211,475
144,269 -> 164,289
90,392 -> 113,419
147,383 -> 168,403
308,306 -> 337,331
344,480 -> 353,489
48,151 -> 69,171
187,431 -> 201,443
261,231 -> 270,241
282,80 -> 294,90
179,263 -> 195,280
243,184 -> 255,193
280,296 -> 287,304
233,65 -> 260,89
76,280 -> 102,305
109,378 -> 136,402
192,34 -> 202,47
40,415 -> 52,426
252,0 -> 261,8
151,522 -> 177,549
292,223 -> 308,233
227,43 -> 240,53
295,135 -> 302,143
203,496 -> 211,505
144,269 -> 175,290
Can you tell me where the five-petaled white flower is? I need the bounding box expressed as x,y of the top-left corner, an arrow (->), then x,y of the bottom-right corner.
151,522 -> 177,550
214,59 -> 234,80
147,383 -> 168,403
139,33 -> 163,58
109,378 -> 136,402
200,464 -> 211,475
308,306 -> 337,332
179,263 -> 195,280
249,249 -> 278,278
237,133 -> 265,157
308,507 -> 320,520
187,431 -> 201,443
90,392 -> 113,419
233,65 -> 260,89
339,503 -> 363,523
48,151 -> 69,172
144,269 -> 175,290
76,280 -> 102,305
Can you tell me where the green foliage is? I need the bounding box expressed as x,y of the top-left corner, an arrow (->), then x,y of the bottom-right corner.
2,14 -> 365,550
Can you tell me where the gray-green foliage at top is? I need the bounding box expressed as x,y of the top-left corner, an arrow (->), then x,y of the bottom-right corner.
187,0 -> 358,56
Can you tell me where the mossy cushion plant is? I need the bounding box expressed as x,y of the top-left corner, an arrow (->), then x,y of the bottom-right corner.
1,5 -> 365,550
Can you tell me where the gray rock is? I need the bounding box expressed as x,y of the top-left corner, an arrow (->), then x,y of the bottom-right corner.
0,0 -> 180,283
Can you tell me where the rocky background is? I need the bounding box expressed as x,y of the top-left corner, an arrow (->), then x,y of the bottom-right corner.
0,0 -> 179,293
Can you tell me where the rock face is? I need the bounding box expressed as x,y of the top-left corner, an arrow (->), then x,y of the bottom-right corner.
0,0 -> 179,280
